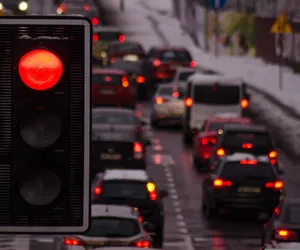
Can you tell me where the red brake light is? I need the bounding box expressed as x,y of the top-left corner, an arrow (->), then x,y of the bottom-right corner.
265,181 -> 284,190
274,207 -> 280,215
64,237 -> 85,246
94,187 -> 101,195
275,229 -> 297,241
269,150 -> 278,158
190,60 -> 196,67
119,34 -> 125,42
172,91 -> 179,98
93,34 -> 99,42
18,49 -> 63,91
201,137 -> 216,145
134,142 -> 143,153
239,159 -> 257,164
138,216 -> 143,222
216,148 -> 225,156
155,96 -> 164,104
130,240 -> 151,248
147,182 -> 157,201
136,76 -> 145,84
213,178 -> 232,187
83,4 -> 90,11
153,60 -> 161,67
240,98 -> 248,108
91,17 -> 99,25
242,143 -> 252,149
122,77 -> 129,88
185,97 -> 193,107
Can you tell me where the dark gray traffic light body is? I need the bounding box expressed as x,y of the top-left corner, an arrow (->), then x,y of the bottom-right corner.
0,15 -> 91,233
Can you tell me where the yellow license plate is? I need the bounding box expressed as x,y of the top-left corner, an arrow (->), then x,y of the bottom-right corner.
237,187 -> 260,193
100,154 -> 122,160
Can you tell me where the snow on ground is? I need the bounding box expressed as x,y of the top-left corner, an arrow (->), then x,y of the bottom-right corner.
99,0 -> 300,156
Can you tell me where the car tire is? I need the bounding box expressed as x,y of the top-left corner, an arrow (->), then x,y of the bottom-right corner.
153,232 -> 163,249
183,133 -> 191,145
151,118 -> 159,129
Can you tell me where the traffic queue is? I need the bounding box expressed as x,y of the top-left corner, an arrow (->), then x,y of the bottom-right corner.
55,1 -> 300,249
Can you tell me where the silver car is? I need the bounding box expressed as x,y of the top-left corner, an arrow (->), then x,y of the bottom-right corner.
150,84 -> 185,127
57,205 -> 152,250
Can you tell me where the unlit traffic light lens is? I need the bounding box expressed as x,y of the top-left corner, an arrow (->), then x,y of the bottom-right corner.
19,112 -> 62,148
19,170 -> 61,206
18,49 -> 63,91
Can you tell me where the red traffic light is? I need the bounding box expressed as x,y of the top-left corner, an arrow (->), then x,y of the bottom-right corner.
18,49 -> 63,91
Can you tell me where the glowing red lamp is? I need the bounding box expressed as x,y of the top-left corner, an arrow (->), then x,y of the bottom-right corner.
18,49 -> 63,91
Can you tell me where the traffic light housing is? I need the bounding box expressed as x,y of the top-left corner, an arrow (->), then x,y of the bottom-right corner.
0,15 -> 91,233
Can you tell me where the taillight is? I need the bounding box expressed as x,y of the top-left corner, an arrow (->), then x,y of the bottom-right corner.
265,180 -> 284,190
138,216 -> 143,222
136,76 -> 145,84
129,239 -> 151,248
190,60 -> 196,67
134,142 -> 143,159
64,237 -> 85,246
119,34 -> 125,42
91,17 -> 99,26
216,148 -> 225,156
269,150 -> 278,158
122,77 -> 129,88
240,98 -> 248,109
201,137 -> 216,145
110,58 -> 116,63
242,143 -> 252,149
213,178 -> 232,188
93,187 -> 101,195
155,96 -> 164,104
240,159 -> 257,164
147,182 -> 157,201
93,34 -> 99,42
83,4 -> 90,11
185,97 -> 193,107
172,91 -> 179,98
275,229 -> 297,241
153,60 -> 161,67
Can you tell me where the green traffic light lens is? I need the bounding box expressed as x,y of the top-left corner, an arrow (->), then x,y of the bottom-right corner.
19,112 -> 62,149
19,169 -> 61,206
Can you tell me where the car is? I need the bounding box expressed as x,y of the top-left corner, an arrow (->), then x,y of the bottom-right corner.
262,199 -> 300,246
92,68 -> 136,108
259,242 -> 300,249
91,108 -> 150,176
202,153 -> 284,218
147,46 -> 196,83
91,169 -> 169,248
60,204 -> 152,249
109,59 -> 151,100
209,124 -> 278,166
107,41 -> 146,63
182,74 -> 250,144
150,84 -> 185,127
192,116 -> 252,168
170,67 -> 196,88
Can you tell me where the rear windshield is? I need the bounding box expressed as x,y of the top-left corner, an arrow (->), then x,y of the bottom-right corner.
286,206 -> 300,224
108,44 -> 144,54
85,217 -> 140,237
159,50 -> 192,62
223,132 -> 272,148
97,31 -> 122,41
157,86 -> 173,95
208,122 -> 247,132
193,85 -> 240,104
221,163 -> 276,179
92,74 -> 123,85
110,61 -> 143,74
178,71 -> 194,81
101,182 -> 149,199
92,131 -> 135,142
92,111 -> 136,125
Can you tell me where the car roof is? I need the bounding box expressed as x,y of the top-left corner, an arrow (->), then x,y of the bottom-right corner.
93,26 -> 122,32
214,112 -> 241,118
272,243 -> 300,249
103,169 -> 149,181
188,73 -> 243,85
91,204 -> 137,219
223,124 -> 267,132
150,46 -> 189,51
175,67 -> 195,73
224,153 -> 270,163
92,107 -> 135,114
109,41 -> 141,46
207,117 -> 251,123
92,68 -> 127,75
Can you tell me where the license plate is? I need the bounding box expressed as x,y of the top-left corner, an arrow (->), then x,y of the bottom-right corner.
99,89 -> 115,95
100,153 -> 122,160
237,187 -> 261,193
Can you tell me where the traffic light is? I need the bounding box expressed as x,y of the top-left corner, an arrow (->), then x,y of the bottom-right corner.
0,15 -> 91,233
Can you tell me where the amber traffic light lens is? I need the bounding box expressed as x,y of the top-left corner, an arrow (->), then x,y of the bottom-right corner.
19,112 -> 62,149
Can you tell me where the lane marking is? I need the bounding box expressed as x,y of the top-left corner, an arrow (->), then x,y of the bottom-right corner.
165,172 -> 172,177
35,238 -> 55,243
178,228 -> 188,234
153,144 -> 163,151
167,182 -> 175,187
176,221 -> 186,227
166,177 -> 174,182
184,235 -> 195,250
171,194 -> 178,199
193,237 -> 208,242
174,207 -> 181,213
176,214 -> 184,220
169,188 -> 177,194
173,201 -> 180,207
14,235 -> 30,250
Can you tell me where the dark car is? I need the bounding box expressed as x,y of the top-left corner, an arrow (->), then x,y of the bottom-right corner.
91,169 -> 169,248
91,108 -> 150,176
107,42 -> 146,63
92,68 -> 136,108
202,153 -> 284,218
209,124 -> 278,166
147,46 -> 196,83
262,199 -> 300,246
109,59 -> 151,99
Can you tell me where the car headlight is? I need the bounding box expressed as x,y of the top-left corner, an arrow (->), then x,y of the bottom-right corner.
18,1 -> 28,11
0,3 -> 3,11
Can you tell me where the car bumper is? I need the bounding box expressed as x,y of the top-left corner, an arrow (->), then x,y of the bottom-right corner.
152,108 -> 184,121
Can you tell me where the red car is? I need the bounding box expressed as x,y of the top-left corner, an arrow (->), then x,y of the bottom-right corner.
193,116 -> 252,168
147,47 -> 196,83
92,68 -> 136,108
107,42 -> 146,63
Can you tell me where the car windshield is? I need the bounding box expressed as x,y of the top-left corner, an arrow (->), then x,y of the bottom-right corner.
159,50 -> 192,61
92,74 -> 123,85
178,71 -> 194,81
208,122 -> 247,132
221,162 -> 276,180
109,43 -> 144,54
101,181 -> 149,199
85,217 -> 140,237
286,206 -> 300,224
223,132 -> 272,148
97,31 -> 122,41
193,85 -> 240,104
92,111 -> 136,125
157,86 -> 173,96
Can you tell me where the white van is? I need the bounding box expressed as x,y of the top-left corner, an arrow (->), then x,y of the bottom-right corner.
182,74 -> 249,144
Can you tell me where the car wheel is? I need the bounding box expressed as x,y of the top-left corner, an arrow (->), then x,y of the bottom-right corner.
151,118 -> 159,129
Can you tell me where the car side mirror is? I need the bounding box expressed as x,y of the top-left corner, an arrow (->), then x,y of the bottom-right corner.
159,189 -> 169,199
143,221 -> 155,232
